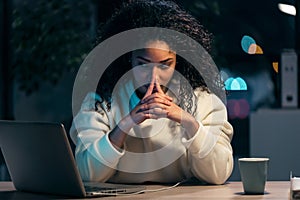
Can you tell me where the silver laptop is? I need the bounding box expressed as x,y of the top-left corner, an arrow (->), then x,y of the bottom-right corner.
0,120 -> 145,197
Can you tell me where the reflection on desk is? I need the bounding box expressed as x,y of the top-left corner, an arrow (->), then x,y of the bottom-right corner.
0,181 -> 290,199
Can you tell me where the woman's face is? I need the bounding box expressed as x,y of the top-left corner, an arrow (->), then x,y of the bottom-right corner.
131,40 -> 176,97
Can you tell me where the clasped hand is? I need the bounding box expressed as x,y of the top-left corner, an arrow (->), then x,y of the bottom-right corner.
130,76 -> 183,125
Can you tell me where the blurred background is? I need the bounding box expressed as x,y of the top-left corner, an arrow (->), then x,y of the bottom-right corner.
0,0 -> 299,181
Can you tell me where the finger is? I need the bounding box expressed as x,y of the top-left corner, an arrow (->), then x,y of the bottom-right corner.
155,76 -> 165,94
138,106 -> 168,117
135,109 -> 158,120
134,102 -> 151,113
142,92 -> 172,105
144,97 -> 172,107
136,102 -> 168,114
142,76 -> 155,100
155,76 -> 173,101
130,104 -> 151,124
149,108 -> 168,118
146,106 -> 167,114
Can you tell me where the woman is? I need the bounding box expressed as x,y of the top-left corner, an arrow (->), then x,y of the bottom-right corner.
70,0 -> 233,185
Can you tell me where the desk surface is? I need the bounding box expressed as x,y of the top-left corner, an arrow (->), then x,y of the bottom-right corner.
0,181 -> 291,199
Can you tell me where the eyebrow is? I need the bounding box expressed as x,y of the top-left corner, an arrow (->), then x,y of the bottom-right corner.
136,56 -> 173,63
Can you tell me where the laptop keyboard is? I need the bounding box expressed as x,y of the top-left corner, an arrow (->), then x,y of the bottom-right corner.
84,185 -> 128,194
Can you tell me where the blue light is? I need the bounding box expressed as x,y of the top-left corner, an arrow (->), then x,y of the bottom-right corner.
225,77 -> 234,90
236,77 -> 247,90
241,35 -> 256,54
225,77 -> 247,91
231,79 -> 241,90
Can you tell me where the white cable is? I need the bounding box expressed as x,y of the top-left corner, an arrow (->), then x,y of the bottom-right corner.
97,180 -> 185,196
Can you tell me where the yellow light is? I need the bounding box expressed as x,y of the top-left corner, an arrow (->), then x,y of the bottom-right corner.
272,62 -> 279,73
255,45 -> 263,54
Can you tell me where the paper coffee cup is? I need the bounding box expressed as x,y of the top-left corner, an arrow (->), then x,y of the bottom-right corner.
238,158 -> 269,194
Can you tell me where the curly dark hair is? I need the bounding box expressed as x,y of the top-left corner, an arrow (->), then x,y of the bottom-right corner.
95,0 -> 224,114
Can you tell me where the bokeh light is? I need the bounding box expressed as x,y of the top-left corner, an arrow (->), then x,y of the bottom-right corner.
241,35 -> 263,54
225,77 -> 247,91
220,69 -> 229,82
272,62 -> 279,73
227,99 -> 250,119
241,35 -> 255,53
278,3 -> 296,16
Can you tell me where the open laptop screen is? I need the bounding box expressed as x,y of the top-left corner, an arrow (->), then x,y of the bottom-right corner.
0,120 -> 91,197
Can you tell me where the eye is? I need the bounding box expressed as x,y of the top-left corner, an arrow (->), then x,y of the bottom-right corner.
158,64 -> 170,69
135,62 -> 148,68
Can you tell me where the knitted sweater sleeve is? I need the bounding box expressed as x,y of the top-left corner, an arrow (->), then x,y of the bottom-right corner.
69,92 -> 124,182
181,91 -> 234,184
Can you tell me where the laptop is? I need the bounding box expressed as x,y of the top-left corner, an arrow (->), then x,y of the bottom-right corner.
0,120 -> 146,197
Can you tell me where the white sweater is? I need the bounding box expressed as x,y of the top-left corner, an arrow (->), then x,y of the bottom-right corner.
70,80 -> 234,184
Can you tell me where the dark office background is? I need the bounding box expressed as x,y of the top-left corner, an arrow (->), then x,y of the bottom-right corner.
0,0 -> 299,181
